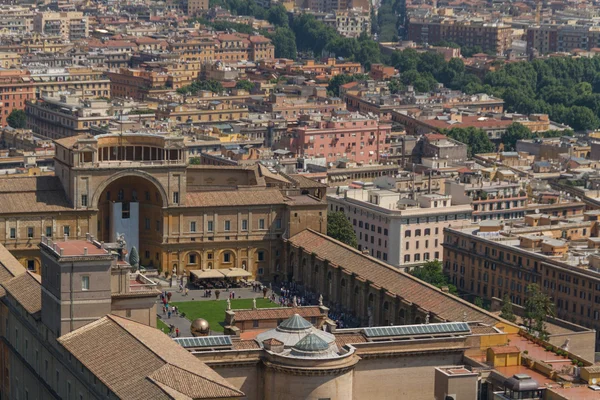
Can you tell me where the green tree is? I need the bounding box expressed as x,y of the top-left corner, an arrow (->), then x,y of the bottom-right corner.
474,297 -> 484,309
327,73 -> 368,97
267,4 -> 288,27
524,284 -> 555,340
503,123 -> 535,151
129,246 -> 140,271
388,77 -> 404,94
6,109 -> 26,129
445,127 -> 495,157
500,293 -> 517,322
327,211 -> 357,248
235,79 -> 255,92
176,79 -> 224,95
271,27 -> 297,59
189,157 -> 202,165
410,260 -> 458,294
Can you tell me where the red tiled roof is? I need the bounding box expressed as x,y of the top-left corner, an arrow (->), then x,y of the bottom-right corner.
232,306 -> 323,322
490,345 -> 520,354
287,230 -> 500,325
424,133 -> 447,141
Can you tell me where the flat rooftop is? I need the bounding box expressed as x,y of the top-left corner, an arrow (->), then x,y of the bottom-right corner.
52,240 -> 109,257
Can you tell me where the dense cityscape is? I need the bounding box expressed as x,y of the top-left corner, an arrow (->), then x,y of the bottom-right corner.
1,0 -> 600,399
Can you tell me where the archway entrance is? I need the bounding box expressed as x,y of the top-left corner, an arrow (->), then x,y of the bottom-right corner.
96,175 -> 165,269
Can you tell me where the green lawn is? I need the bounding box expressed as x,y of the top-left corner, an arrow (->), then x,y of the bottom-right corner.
172,298 -> 278,332
157,317 -> 170,334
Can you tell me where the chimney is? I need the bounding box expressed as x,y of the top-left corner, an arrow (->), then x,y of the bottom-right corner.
362,248 -> 370,255
83,247 -> 88,256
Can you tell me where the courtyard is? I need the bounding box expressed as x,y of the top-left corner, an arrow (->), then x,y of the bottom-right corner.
172,298 -> 278,332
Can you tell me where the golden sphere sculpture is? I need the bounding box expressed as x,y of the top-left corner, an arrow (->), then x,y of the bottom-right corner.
190,318 -> 210,336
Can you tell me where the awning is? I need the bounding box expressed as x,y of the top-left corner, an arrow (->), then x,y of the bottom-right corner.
190,269 -> 224,279
221,268 -> 252,278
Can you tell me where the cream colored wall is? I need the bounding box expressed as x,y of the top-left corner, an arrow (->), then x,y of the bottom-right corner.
214,365 -> 262,400
264,368 -> 353,400
352,353 -> 463,400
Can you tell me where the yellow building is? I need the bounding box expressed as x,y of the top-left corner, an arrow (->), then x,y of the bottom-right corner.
1,133 -> 326,279
33,11 -> 88,40
0,52 -> 21,68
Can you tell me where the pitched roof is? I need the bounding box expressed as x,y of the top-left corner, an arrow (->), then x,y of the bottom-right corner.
0,243 -> 27,283
232,306 -> 323,322
287,230 -> 500,326
2,272 -> 42,315
0,176 -> 71,213
58,315 -> 243,400
185,189 -> 285,208
54,134 -> 88,149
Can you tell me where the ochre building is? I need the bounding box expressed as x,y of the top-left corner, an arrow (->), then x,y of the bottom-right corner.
1,133 -> 326,279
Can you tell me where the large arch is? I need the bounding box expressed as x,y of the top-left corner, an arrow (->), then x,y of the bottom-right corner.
94,171 -> 167,270
91,170 -> 169,209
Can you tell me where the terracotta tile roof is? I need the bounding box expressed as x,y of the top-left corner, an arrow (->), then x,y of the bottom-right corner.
334,333 -> 367,347
0,243 -> 27,283
185,189 -> 285,207
287,230 -> 500,326
54,135 -> 88,149
287,173 -> 328,189
0,175 -> 63,193
232,306 -> 323,322
2,272 -> 42,315
490,345 -> 521,355
231,340 -> 261,350
470,325 -> 499,335
0,189 -> 72,213
58,315 -> 243,399
262,338 -> 283,345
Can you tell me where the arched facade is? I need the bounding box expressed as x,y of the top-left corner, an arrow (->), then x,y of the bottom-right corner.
285,240 -> 442,328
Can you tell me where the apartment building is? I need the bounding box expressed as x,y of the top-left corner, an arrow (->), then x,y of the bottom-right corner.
526,24 -> 600,55
284,112 -> 391,164
33,11 -> 89,40
443,212 -> 600,344
187,0 -> 209,16
155,101 -> 249,124
0,69 -> 35,128
105,67 -> 171,100
28,67 -> 110,99
25,94 -> 116,139
408,18 -> 513,55
335,9 -> 371,38
0,5 -> 35,34
328,188 -> 472,267
297,0 -> 370,13
445,180 -> 528,222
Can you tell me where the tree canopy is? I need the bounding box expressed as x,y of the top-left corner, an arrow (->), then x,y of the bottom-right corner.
327,73 -> 369,97
445,127 -> 495,157
410,260 -> 458,295
467,57 -> 600,131
500,293 -> 517,322
270,27 -> 297,59
327,212 -> 357,248
7,109 -> 26,129
176,79 -> 224,95
524,284 -> 555,340
235,79 -> 255,92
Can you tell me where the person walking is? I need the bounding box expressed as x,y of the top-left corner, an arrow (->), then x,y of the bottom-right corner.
175,328 -> 180,337
167,309 -> 172,319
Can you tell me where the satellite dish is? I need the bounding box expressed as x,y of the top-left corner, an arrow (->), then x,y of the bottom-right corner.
535,209 -> 540,214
